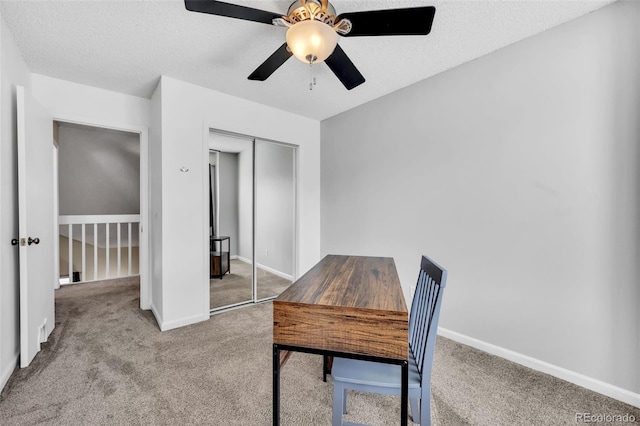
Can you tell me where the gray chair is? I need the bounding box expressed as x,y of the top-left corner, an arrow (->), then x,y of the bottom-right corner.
331,255 -> 447,426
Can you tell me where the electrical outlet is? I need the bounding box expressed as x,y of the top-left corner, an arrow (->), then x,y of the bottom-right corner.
266,249 -> 269,257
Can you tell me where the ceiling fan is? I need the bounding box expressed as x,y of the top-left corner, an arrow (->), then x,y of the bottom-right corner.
184,0 -> 436,90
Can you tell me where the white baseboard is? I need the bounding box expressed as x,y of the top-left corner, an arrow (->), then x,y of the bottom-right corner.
232,256 -> 293,281
438,328 -> 640,409
157,312 -> 208,332
256,262 -> 293,281
0,353 -> 18,393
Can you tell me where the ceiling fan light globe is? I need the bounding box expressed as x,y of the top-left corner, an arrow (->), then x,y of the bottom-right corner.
286,20 -> 338,64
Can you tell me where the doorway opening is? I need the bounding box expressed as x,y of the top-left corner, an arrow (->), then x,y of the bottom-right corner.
208,130 -> 297,313
54,120 -> 148,307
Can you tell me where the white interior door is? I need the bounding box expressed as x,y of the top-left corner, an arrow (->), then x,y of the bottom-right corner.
16,85 -> 55,368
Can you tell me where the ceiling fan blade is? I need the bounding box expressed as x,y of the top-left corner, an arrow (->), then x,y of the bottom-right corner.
324,45 -> 365,90
184,0 -> 282,25
248,43 -> 293,81
336,6 -> 436,37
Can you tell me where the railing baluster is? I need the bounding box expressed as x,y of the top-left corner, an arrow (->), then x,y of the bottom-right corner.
106,223 -> 110,279
117,222 -> 121,277
93,223 -> 98,281
81,223 -> 86,283
58,215 -> 140,283
128,222 -> 132,276
68,224 -> 73,283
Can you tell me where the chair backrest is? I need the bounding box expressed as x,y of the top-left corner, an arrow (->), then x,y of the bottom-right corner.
408,255 -> 447,388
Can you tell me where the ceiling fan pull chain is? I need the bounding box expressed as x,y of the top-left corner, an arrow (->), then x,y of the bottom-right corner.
309,63 -> 317,91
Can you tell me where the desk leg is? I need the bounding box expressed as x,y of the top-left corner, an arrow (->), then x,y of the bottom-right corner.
273,344 -> 280,426
401,360 -> 408,426
323,355 -> 334,382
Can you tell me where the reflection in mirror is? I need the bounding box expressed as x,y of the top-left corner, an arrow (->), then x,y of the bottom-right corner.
255,140 -> 296,300
209,132 -> 254,311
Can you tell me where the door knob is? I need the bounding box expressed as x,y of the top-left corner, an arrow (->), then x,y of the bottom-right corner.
28,237 -> 40,245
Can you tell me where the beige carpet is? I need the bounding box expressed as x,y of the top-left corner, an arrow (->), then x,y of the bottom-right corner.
1,278 -> 638,425
210,259 -> 292,310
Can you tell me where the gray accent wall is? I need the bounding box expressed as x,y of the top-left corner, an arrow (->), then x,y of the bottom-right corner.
321,0 -> 639,394
58,123 -> 140,215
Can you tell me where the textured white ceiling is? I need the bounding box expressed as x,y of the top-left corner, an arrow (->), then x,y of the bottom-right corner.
1,0 -> 615,120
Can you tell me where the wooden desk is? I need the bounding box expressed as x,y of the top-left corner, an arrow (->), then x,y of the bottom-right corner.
273,255 -> 409,425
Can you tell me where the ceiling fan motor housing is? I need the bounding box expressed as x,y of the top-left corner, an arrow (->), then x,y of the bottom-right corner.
287,0 -> 337,25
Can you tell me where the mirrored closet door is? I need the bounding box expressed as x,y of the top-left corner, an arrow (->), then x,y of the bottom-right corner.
209,133 -> 254,311
208,132 -> 297,313
254,140 -> 296,301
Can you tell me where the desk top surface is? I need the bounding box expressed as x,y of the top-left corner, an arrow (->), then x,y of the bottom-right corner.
275,255 -> 407,314
273,255 -> 408,359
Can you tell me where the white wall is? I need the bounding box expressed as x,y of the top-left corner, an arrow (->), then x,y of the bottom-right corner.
151,75 -> 320,330
255,140 -> 295,276
0,12 -> 32,392
31,74 -> 151,128
321,0 -> 639,402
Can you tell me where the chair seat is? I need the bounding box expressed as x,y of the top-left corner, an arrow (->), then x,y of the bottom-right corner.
332,352 -> 421,391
